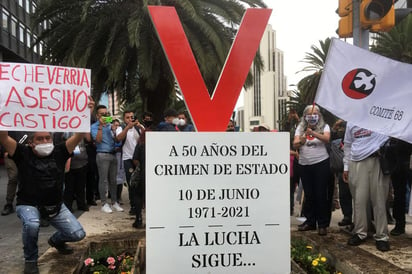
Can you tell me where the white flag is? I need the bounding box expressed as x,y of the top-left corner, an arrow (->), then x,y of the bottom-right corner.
315,38 -> 412,143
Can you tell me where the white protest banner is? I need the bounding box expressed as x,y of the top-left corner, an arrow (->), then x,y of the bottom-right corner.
146,132 -> 290,274
315,38 -> 412,143
0,62 -> 91,132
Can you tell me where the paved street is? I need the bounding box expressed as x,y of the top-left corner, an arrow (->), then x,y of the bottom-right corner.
0,164 -> 85,273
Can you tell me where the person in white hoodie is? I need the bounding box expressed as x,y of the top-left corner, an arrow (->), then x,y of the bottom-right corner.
343,123 -> 390,252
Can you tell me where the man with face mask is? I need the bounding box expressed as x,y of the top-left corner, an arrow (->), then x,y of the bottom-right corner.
157,108 -> 179,131
141,111 -> 154,129
177,110 -> 195,131
0,97 -> 95,274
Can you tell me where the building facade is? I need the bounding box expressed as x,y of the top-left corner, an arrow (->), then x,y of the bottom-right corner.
241,24 -> 288,132
1,0 -> 43,63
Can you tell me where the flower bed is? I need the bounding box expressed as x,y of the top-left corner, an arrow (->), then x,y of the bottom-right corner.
76,238 -> 145,274
291,238 -> 340,274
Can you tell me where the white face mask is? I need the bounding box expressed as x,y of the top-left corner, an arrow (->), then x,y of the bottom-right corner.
172,118 -> 180,125
34,143 -> 54,157
178,119 -> 186,126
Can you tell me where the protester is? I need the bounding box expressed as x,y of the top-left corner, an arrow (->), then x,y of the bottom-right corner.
343,122 -> 391,252
129,111 -> 155,227
284,109 -> 301,217
0,97 -> 94,274
63,132 -> 91,212
131,130 -> 146,228
1,132 -> 28,216
157,109 -> 179,131
85,114 -> 99,206
90,105 -> 124,213
330,120 -> 353,227
112,119 -> 126,205
253,123 -> 270,132
115,111 -> 144,214
388,138 -> 412,236
293,105 -> 331,236
226,120 -> 236,132
177,110 -> 195,131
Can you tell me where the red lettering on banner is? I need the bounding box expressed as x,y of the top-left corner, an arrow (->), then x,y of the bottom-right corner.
0,64 -> 10,80
0,112 -> 11,127
12,65 -> 20,82
25,114 -> 38,128
14,113 -> 24,127
35,65 -> 45,83
5,87 -> 25,107
24,87 -> 38,108
148,7 -> 271,131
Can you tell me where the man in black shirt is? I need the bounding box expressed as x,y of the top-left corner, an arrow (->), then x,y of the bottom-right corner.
0,99 -> 94,274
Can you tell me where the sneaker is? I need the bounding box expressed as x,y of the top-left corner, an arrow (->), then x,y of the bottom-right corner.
48,238 -> 73,255
390,226 -> 405,236
375,240 -> 390,252
347,234 -> 365,246
1,204 -> 14,216
101,203 -> 113,213
24,261 -> 39,274
112,202 -> 124,212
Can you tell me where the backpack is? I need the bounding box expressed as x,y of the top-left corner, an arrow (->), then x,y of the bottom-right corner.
329,138 -> 344,173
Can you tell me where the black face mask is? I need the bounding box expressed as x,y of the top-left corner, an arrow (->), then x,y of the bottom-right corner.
143,120 -> 153,127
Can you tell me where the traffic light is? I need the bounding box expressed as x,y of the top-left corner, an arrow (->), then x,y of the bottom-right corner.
337,0 -> 353,38
360,0 -> 395,32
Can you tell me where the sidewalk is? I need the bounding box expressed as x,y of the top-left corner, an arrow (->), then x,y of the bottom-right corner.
38,195 -> 145,274
1,164 -> 411,274
291,204 -> 412,273
37,197 -> 412,274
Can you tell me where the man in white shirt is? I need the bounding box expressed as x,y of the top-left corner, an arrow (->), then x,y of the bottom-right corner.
343,123 -> 390,252
116,110 -> 144,214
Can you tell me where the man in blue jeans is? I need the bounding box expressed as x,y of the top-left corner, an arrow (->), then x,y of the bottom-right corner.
91,105 -> 124,213
0,98 -> 94,274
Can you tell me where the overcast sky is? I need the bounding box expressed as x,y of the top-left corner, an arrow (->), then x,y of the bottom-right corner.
266,1 -> 340,87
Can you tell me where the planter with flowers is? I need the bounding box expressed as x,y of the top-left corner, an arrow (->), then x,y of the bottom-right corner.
291,238 -> 340,274
77,238 -> 145,274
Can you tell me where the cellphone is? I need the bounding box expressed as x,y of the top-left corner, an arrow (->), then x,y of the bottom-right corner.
103,116 -> 113,123
131,116 -> 136,122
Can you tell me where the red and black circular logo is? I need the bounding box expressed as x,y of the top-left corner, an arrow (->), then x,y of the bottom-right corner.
342,68 -> 376,99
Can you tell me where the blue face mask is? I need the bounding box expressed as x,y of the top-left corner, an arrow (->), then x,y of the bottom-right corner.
305,114 -> 319,125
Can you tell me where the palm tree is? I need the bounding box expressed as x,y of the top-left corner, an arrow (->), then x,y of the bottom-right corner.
285,38 -> 338,126
296,38 -> 331,105
32,0 -> 267,120
370,15 -> 412,64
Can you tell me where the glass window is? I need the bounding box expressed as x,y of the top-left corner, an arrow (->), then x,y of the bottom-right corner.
26,29 -> 31,47
19,0 -> 24,7
25,0 -> 30,13
2,10 -> 9,29
33,35 -> 38,53
40,41 -> 44,56
32,2 -> 37,13
11,16 -> 17,37
19,23 -> 25,42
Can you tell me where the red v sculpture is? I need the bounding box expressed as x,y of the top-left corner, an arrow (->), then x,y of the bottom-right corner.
148,6 -> 272,131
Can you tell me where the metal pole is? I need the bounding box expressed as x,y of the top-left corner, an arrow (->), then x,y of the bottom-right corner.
352,0 -> 369,49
